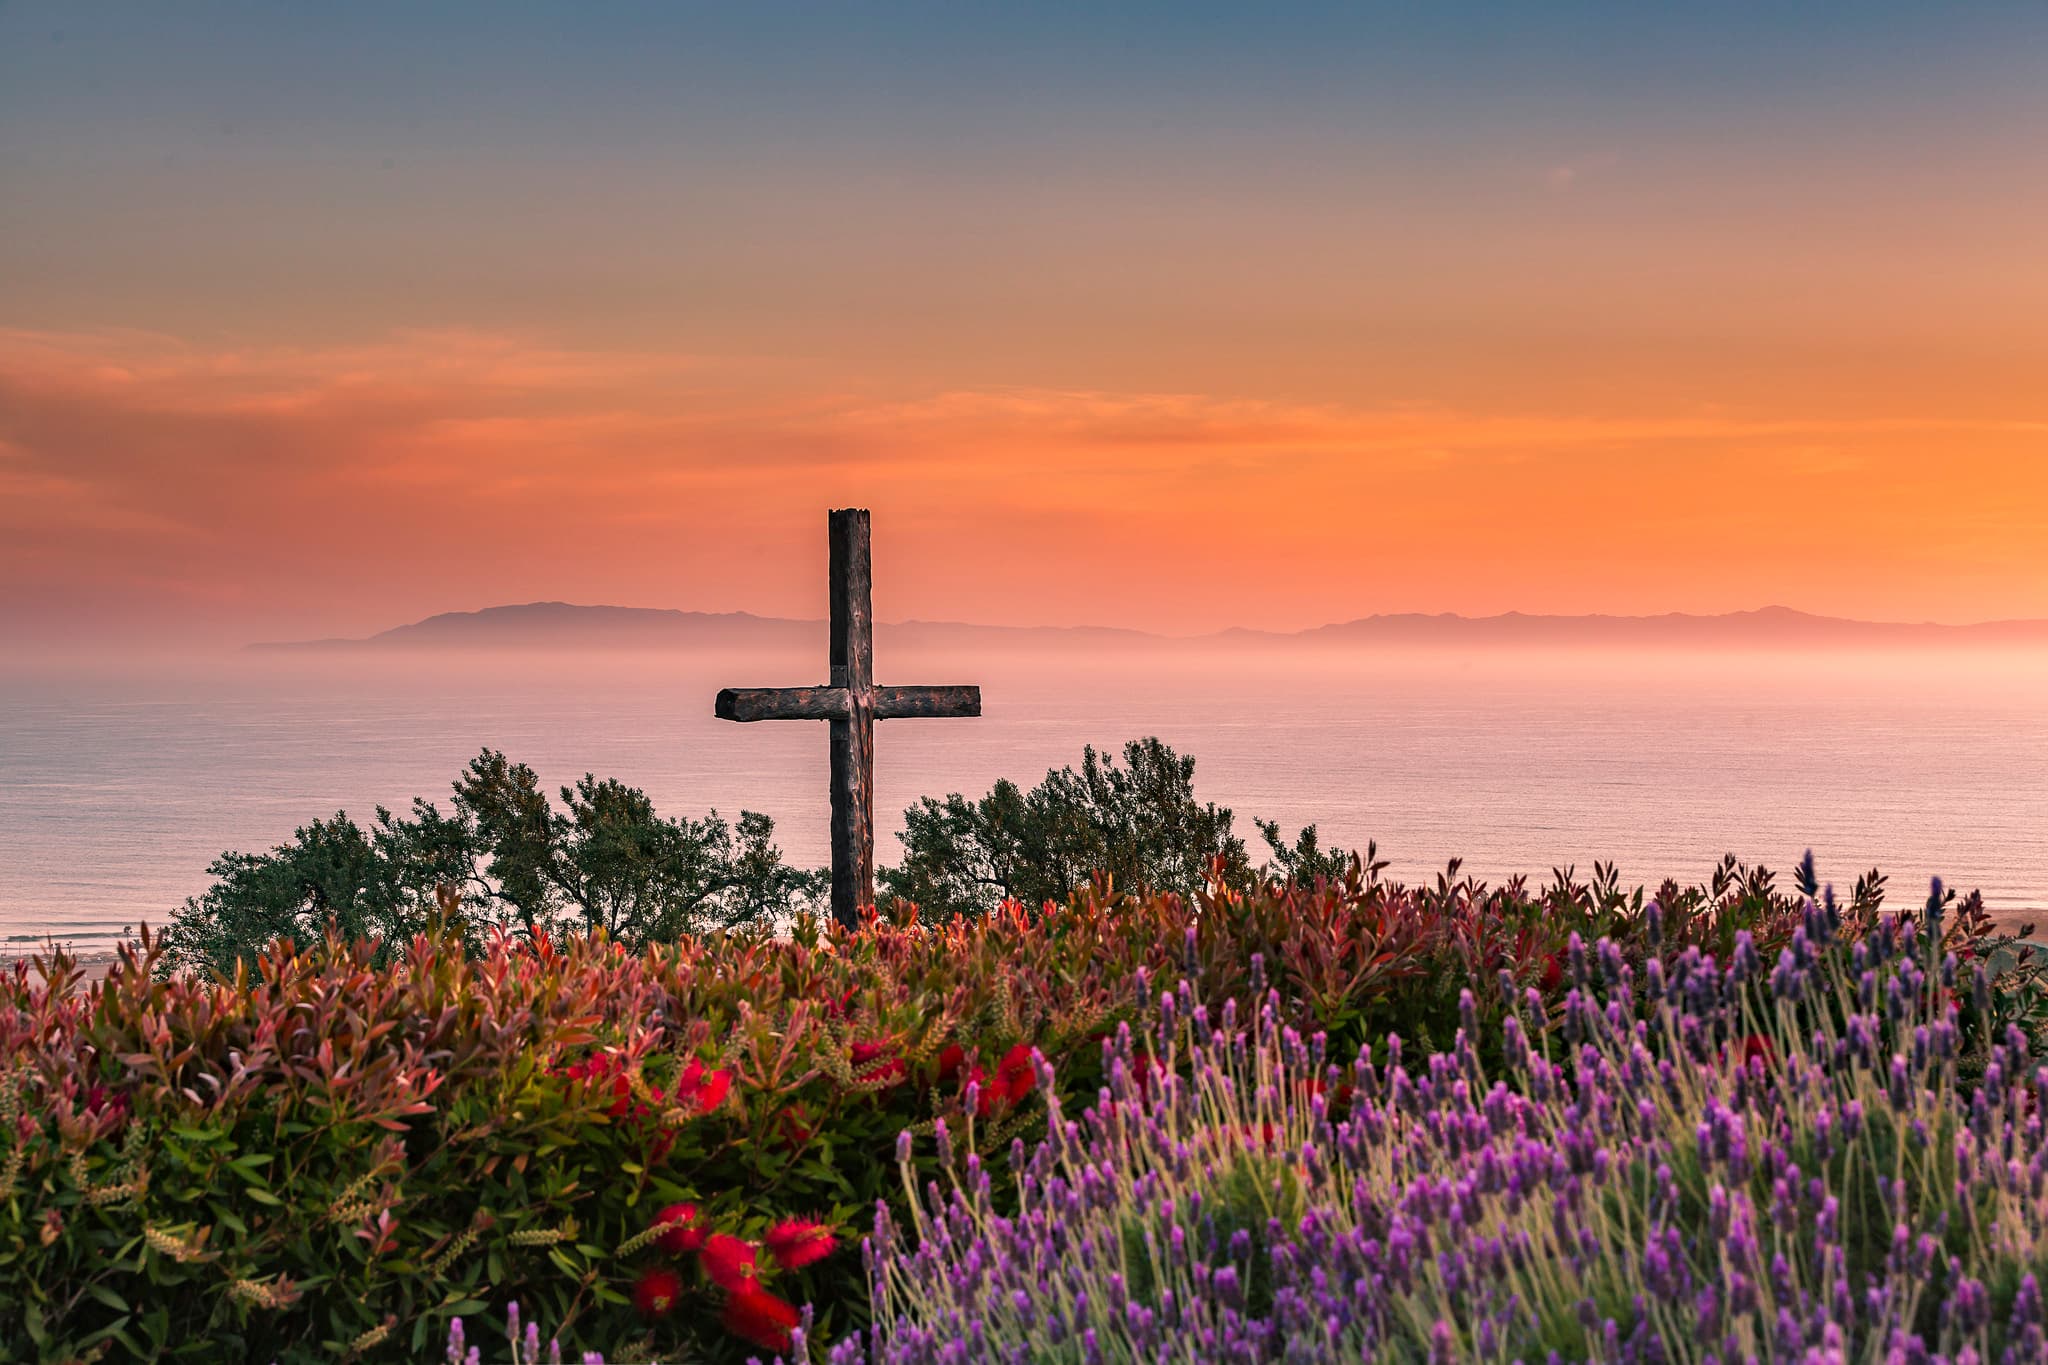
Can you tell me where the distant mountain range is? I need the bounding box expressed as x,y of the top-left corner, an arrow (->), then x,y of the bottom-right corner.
251,602 -> 2048,652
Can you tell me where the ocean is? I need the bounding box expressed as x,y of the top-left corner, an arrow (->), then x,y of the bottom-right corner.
4,645 -> 2046,951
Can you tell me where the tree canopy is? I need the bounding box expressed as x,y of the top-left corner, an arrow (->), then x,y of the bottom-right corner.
162,749 -> 825,974
163,738 -> 1352,971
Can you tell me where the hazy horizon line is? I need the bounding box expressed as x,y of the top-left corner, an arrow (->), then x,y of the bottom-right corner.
247,598 -> 2048,651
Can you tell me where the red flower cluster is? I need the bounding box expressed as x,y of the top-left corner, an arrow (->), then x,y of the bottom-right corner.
562,1052 -> 734,1119
672,1058 -> 733,1115
994,1044 -> 1037,1106
631,1204 -> 836,1354
560,1053 -> 734,1164
559,1052 -> 734,1170
949,1042 -> 1039,1117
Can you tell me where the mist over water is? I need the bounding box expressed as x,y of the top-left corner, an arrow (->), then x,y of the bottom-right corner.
3,644 -> 2046,951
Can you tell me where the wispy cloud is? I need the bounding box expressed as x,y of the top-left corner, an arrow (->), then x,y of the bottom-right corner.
3,327 -> 2045,640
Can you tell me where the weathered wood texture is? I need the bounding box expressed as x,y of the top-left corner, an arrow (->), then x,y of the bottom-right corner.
715,687 -> 850,722
875,684 -> 981,719
828,509 -> 875,930
713,508 -> 982,928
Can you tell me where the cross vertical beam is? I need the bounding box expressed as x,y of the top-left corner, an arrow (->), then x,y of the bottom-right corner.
827,508 -> 875,928
715,509 -> 981,928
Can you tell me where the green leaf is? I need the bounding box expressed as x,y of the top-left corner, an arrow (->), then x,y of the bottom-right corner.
244,1188 -> 285,1206
75,1313 -> 134,1347
85,1283 -> 131,1313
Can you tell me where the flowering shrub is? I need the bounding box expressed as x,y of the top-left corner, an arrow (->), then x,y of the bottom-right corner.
0,854 -> 2019,1360
840,897 -> 2046,1361
0,930 -> 849,1362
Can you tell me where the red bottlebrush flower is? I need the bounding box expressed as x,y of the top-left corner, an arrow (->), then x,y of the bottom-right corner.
1740,1034 -> 1777,1070
996,1043 -> 1036,1104
634,1266 -> 685,1319
654,1202 -> 703,1255
763,1217 -> 836,1271
1539,954 -> 1565,992
934,1043 -> 967,1083
673,1058 -> 734,1114
695,1069 -> 732,1113
721,1287 -> 800,1353
700,1232 -> 760,1292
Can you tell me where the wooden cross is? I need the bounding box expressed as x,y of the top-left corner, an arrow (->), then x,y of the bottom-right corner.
715,509 -> 981,927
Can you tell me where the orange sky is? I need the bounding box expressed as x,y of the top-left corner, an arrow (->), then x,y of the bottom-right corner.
4,5 -> 2047,646
5,325 -> 2045,644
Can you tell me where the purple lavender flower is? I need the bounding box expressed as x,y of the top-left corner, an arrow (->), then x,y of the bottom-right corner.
844,891 -> 2033,1365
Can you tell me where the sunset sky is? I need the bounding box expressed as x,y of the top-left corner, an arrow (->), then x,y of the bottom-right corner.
4,2 -> 2046,646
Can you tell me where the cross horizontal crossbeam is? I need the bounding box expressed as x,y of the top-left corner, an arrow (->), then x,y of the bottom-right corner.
715,684 -> 982,723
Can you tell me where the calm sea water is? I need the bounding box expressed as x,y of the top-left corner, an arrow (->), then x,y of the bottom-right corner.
4,646 -> 2046,951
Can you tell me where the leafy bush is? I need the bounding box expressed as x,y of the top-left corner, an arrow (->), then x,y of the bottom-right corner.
881,737 -> 1256,919
162,747 -> 827,974
4,854 -> 2019,1360
843,902 -> 2043,1362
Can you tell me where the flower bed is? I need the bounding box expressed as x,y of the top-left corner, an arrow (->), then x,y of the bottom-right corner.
843,914 -> 2047,1362
0,857 -> 2020,1360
